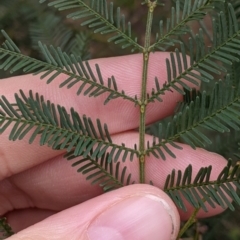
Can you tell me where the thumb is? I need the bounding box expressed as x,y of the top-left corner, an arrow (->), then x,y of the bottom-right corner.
8,185 -> 180,240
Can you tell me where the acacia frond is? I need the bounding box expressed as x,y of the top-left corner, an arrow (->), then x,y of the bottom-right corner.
151,0 -> 223,51
148,3 -> 239,103
65,150 -> 134,192
147,74 -> 240,159
0,31 -> 136,104
163,160 -> 240,212
29,13 -> 90,59
39,0 -> 143,52
0,91 -> 138,163
0,218 -> 14,239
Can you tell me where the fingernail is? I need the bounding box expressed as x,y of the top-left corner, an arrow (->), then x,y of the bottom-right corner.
87,194 -> 176,240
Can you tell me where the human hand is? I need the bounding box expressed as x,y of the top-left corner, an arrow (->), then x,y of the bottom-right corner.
0,54 -> 227,240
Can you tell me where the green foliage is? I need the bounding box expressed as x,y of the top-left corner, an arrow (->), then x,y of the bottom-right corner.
0,218 -> 14,239
29,13 -> 90,59
148,75 -> 240,160
1,0 -> 240,239
0,30 -> 135,103
66,150 -> 134,192
39,0 -> 142,51
164,160 -> 240,212
0,90 -> 137,162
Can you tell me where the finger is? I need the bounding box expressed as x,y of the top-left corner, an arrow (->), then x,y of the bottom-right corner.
1,53 -> 196,133
7,184 -> 180,240
1,132 -> 228,223
4,208 -> 55,233
0,53 -> 199,179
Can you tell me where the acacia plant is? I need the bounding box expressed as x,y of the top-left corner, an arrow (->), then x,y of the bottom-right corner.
1,0 -> 240,239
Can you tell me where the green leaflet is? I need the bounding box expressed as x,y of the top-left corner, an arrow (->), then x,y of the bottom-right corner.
65,150 -> 134,192
0,31 -> 136,104
0,90 -> 138,163
147,75 -> 240,159
163,160 -> 240,212
39,0 -> 142,52
149,3 -> 240,103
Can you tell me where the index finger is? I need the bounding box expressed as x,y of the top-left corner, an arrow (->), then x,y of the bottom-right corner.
1,53 -> 196,132
0,53 -> 198,179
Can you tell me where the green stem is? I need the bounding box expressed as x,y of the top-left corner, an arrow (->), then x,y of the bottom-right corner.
139,1 -> 157,183
177,208 -> 200,239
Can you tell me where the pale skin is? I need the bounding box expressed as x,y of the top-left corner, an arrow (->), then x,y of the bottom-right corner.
0,53 -> 227,239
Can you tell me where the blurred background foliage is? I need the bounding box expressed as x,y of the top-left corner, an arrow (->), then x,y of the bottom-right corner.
0,0 -> 240,239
